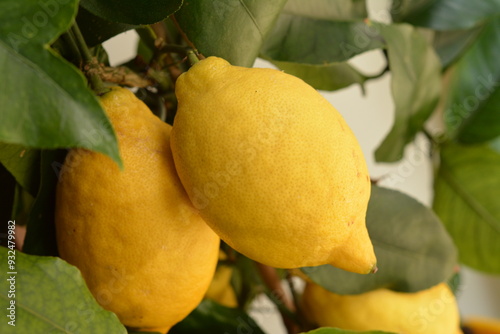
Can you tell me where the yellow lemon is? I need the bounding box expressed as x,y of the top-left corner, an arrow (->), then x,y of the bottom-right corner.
301,281 -> 462,334
171,56 -> 375,273
204,250 -> 238,308
463,317 -> 500,334
55,87 -> 220,333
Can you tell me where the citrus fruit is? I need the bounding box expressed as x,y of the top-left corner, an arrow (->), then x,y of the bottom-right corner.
55,87 -> 220,332
463,317 -> 500,334
171,56 -> 375,273
301,281 -> 462,334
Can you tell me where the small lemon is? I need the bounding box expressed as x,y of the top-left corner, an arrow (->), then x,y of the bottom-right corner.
204,251 -> 238,308
171,56 -> 375,273
301,281 -> 462,334
55,87 -> 220,332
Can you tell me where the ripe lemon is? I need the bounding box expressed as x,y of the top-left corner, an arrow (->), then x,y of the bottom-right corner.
463,317 -> 500,334
204,251 -> 238,308
55,87 -> 220,333
301,281 -> 462,334
171,56 -> 375,273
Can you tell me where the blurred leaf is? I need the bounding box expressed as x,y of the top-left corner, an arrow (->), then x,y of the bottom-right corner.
0,248 -> 126,333
77,6 -> 136,47
443,18 -> 500,144
433,143 -> 500,273
283,0 -> 368,20
23,150 -> 66,257
301,328 -> 396,334
175,0 -> 287,67
169,299 -> 266,334
0,144 -> 40,197
432,25 -> 484,67
374,23 -> 441,162
265,59 -> 367,91
80,0 -> 183,25
302,186 -> 458,294
0,0 -> 122,167
261,1 -> 383,64
392,0 -> 500,30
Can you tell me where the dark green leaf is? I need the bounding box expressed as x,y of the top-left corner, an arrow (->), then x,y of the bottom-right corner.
0,0 -> 122,167
175,0 -> 287,67
261,1 -> 383,64
0,248 -> 126,333
80,0 -> 183,25
283,0 -> 368,20
169,299 -> 266,334
0,143 -> 40,197
443,18 -> 500,144
0,165 -> 16,244
77,6 -> 136,47
302,186 -> 458,294
374,23 -> 441,162
301,328 -> 396,334
392,0 -> 500,30
265,59 -> 367,91
433,143 -> 500,273
432,25 -> 484,67
23,150 -> 66,257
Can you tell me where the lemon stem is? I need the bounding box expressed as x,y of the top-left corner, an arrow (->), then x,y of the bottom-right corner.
70,23 -> 109,96
186,50 -> 200,66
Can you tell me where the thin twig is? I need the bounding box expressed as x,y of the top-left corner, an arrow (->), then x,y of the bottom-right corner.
255,263 -> 300,334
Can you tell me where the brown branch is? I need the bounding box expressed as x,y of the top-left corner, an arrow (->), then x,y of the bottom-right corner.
100,66 -> 153,88
255,263 -> 300,334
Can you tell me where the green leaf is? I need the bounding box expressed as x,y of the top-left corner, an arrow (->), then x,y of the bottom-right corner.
80,0 -> 183,25
0,0 -> 122,167
433,142 -> 500,273
301,328 -> 396,334
302,186 -> 458,294
443,18 -> 500,144
76,6 -> 136,47
392,0 -> 500,30
23,150 -> 66,257
260,1 -> 383,64
264,59 -> 367,91
0,165 -> 16,227
0,248 -> 126,333
0,143 -> 40,197
175,0 -> 287,67
374,23 -> 441,162
432,25 -> 484,67
169,299 -> 266,334
282,0 -> 368,20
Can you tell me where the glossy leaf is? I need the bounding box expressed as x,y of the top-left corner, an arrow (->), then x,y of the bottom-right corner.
302,186 -> 458,294
0,0 -> 122,167
433,143 -> 500,273
175,0 -> 287,67
265,59 -> 367,91
23,150 -> 66,257
392,0 -> 500,30
444,18 -> 500,144
301,328 -> 396,334
0,143 -> 40,197
169,299 -> 266,334
374,23 -> 441,162
80,0 -> 183,25
282,0 -> 368,21
261,1 -> 382,64
0,248 -> 126,333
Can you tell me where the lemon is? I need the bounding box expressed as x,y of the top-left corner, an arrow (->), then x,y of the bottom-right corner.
301,281 -> 462,334
171,56 -> 375,273
55,87 -> 220,332
204,251 -> 238,308
463,317 -> 500,334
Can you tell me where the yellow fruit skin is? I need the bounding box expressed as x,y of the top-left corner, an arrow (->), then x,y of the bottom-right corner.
171,56 -> 375,273
55,87 -> 220,332
301,282 -> 463,334
463,317 -> 500,334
